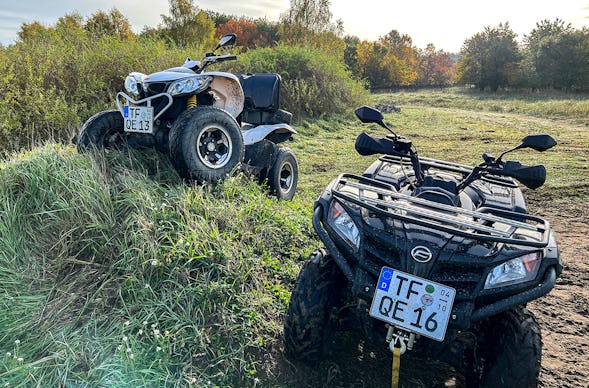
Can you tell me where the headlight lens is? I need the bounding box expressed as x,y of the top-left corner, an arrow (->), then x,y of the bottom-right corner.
484,252 -> 541,289
167,76 -> 211,96
327,201 -> 360,248
124,72 -> 145,96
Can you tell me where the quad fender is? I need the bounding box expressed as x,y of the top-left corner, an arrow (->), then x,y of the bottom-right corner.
242,123 -> 297,146
206,72 -> 244,118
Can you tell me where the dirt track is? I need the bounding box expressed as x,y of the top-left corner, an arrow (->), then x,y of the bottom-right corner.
529,199 -> 589,388
280,198 -> 589,388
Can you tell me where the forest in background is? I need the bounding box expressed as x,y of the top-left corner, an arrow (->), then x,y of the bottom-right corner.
0,0 -> 588,152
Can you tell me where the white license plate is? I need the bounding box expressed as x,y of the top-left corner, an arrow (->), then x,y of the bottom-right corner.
369,267 -> 456,341
123,106 -> 154,134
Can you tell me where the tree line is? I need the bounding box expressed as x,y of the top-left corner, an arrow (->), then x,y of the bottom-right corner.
458,20 -> 589,91
7,0 -> 457,89
5,0 -> 587,91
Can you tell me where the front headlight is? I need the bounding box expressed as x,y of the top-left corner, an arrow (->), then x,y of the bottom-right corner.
124,72 -> 146,96
167,76 -> 211,96
327,201 -> 360,249
484,252 -> 541,289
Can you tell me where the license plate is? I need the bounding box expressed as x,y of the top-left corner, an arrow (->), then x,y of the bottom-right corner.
123,106 -> 154,134
369,267 -> 456,341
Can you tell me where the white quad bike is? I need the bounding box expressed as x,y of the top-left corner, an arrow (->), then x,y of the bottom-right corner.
77,34 -> 298,200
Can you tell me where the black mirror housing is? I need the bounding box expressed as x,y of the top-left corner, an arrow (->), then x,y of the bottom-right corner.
520,134 -> 557,152
218,33 -> 237,48
355,106 -> 384,124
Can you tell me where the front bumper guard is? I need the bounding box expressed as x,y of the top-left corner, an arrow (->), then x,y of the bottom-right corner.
313,204 -> 558,325
115,92 -> 174,133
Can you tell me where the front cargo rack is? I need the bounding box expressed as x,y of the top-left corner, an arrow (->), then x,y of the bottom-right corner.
331,174 -> 550,248
378,154 -> 519,188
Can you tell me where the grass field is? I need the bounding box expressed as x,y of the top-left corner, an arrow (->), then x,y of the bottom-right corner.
1,88 -> 588,386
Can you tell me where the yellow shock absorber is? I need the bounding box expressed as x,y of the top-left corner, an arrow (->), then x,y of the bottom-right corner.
186,95 -> 197,109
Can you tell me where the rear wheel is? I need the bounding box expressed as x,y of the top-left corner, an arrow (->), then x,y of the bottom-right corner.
268,147 -> 298,200
474,307 -> 542,387
169,107 -> 244,182
77,110 -> 126,151
284,249 -> 340,361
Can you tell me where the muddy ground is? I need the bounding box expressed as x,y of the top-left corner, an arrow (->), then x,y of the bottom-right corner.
277,197 -> 588,387
530,198 -> 589,388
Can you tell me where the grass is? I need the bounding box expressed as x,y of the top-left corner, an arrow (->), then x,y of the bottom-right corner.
0,145 -> 314,386
1,88 -> 588,386
375,87 -> 589,125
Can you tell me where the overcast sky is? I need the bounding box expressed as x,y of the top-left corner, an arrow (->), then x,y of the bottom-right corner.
1,0 -> 588,52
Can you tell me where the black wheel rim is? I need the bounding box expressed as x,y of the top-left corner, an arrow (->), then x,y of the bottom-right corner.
196,125 -> 232,169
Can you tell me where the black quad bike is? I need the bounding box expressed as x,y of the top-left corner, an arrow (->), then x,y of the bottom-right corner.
77,34 -> 298,200
284,106 -> 561,386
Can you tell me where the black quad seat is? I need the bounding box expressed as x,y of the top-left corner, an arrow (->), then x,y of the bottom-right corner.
237,73 -> 292,125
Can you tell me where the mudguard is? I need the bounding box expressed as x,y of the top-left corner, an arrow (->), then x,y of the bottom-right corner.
206,72 -> 244,118
241,123 -> 297,146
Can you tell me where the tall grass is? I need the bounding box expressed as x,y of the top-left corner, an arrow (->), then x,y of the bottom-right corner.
0,145 -> 315,386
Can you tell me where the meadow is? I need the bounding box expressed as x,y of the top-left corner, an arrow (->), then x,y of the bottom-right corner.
0,88 -> 588,386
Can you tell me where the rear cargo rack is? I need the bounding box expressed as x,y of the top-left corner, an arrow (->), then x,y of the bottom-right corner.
331,174 -> 549,248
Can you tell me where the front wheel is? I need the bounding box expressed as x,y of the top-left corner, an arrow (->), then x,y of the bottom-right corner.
77,110 -> 126,151
284,249 -> 340,361
169,107 -> 244,182
268,147 -> 298,200
475,307 -> 542,387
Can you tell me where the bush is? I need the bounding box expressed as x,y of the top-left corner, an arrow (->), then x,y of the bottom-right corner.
0,26 -> 367,153
0,27 -> 197,153
228,44 -> 368,118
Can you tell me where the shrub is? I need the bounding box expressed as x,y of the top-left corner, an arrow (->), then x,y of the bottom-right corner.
228,44 -> 368,118
0,27 -> 197,152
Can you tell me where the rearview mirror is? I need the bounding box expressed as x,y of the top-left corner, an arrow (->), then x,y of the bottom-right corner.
217,33 -> 236,49
497,133 -> 557,162
355,106 -> 384,125
519,134 -> 557,152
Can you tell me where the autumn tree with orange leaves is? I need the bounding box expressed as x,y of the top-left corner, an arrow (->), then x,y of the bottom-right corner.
217,17 -> 275,49
355,29 -> 419,89
417,44 -> 457,86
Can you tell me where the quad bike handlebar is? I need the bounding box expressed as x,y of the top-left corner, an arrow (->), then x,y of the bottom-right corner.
195,54 -> 238,73
189,33 -> 239,73
354,105 -> 556,191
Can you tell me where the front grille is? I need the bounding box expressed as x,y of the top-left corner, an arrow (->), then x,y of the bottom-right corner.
428,265 -> 483,301
145,82 -> 168,96
356,225 -> 485,303
136,81 -> 177,120
361,232 -> 403,276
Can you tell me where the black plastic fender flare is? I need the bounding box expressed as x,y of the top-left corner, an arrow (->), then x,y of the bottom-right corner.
471,267 -> 557,322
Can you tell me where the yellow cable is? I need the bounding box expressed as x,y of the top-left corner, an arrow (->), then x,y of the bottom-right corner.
392,346 -> 401,388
